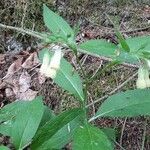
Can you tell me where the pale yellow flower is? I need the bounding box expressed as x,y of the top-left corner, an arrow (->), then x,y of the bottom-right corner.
136,66 -> 150,89
136,79 -> 147,89
40,49 -> 62,79
40,51 -> 50,75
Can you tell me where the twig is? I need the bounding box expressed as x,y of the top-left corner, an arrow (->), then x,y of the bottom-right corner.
0,23 -> 46,40
119,117 -> 127,146
91,60 -> 103,78
114,140 -> 126,150
86,72 -> 138,108
141,119 -> 147,150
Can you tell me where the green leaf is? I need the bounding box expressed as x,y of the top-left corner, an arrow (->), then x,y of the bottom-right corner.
0,101 -> 25,123
31,108 -> 83,150
38,115 -> 83,150
101,128 -> 116,149
0,97 -> 44,150
37,106 -> 83,149
79,39 -> 117,58
39,106 -> 55,127
0,145 -> 9,150
72,124 -> 113,150
37,106 -> 83,150
116,36 -> 150,64
118,36 -> 150,52
92,89 -> 150,120
116,51 -> 139,64
115,29 -> 130,52
39,49 -> 85,101
55,58 -> 84,101
43,4 -> 74,42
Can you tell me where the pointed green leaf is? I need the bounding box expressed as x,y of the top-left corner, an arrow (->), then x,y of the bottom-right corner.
116,51 -> 139,64
116,36 -> 150,64
39,106 -> 55,127
37,106 -> 83,149
118,36 -> 150,52
31,108 -> 83,150
92,89 -> 150,120
0,97 -> 44,149
79,39 -> 117,57
43,4 -> 74,41
101,128 -> 115,149
73,124 -> 113,150
55,58 -> 84,101
0,145 -> 9,150
39,49 -> 85,101
115,29 -> 130,52
38,115 -> 83,150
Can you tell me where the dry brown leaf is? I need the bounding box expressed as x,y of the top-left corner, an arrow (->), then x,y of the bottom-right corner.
22,52 -> 40,69
12,79 -> 20,95
0,92 -> 3,100
33,52 -> 40,65
4,57 -> 23,79
5,88 -> 14,97
38,72 -> 46,84
0,80 -> 6,89
17,89 -> 38,101
0,54 -> 5,64
19,71 -> 31,92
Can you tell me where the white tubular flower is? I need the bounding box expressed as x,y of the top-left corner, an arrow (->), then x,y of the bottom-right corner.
136,79 -> 147,89
146,60 -> 150,69
136,66 -> 150,89
45,49 -> 62,78
40,51 -> 50,75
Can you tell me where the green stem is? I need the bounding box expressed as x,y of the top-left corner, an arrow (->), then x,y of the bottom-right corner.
70,45 -> 88,124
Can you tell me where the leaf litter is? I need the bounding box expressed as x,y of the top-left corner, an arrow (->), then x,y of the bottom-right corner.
0,51 -> 44,101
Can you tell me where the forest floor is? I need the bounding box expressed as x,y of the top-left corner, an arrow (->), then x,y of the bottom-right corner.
0,0 -> 150,149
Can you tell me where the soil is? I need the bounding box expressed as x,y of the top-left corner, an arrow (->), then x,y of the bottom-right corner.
0,0 -> 150,149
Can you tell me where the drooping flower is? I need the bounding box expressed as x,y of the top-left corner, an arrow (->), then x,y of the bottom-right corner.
136,65 -> 150,89
146,59 -> 150,69
40,51 -> 50,75
45,49 -> 62,78
40,49 -> 62,79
